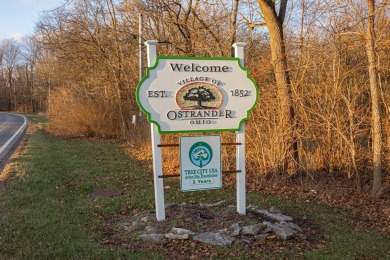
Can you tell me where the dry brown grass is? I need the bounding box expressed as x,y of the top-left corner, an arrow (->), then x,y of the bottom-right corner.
45,70 -> 390,193
124,104 -> 390,188
124,123 -> 238,180
46,88 -> 121,139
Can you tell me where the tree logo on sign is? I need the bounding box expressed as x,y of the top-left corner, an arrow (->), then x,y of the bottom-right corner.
176,82 -> 223,110
183,86 -> 215,109
189,142 -> 213,168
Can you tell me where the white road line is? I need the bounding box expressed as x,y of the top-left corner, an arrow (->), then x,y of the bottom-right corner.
0,114 -> 27,154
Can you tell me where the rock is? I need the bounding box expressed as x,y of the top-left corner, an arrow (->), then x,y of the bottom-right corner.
171,227 -> 195,236
254,234 -> 269,240
228,223 -> 241,237
132,221 -> 146,230
139,234 -> 164,243
259,227 -> 272,234
145,226 -> 158,234
165,233 -> 189,240
241,223 -> 266,236
249,207 -> 293,222
141,216 -> 151,222
118,222 -> 133,232
269,206 -> 282,214
242,238 -> 254,244
199,200 -> 226,209
247,204 -> 255,210
193,232 -> 235,246
218,228 -> 228,234
274,223 -> 296,239
281,221 -> 303,233
263,221 -> 295,240
199,203 -> 207,209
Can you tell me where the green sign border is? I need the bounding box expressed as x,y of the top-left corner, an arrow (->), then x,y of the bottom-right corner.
179,135 -> 222,192
136,56 -> 259,134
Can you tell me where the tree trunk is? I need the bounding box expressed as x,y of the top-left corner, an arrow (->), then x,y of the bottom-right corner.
258,0 -> 299,175
231,0 -> 239,56
366,0 -> 383,198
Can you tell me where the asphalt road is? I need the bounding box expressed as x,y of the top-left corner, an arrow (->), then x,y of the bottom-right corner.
0,113 -> 27,164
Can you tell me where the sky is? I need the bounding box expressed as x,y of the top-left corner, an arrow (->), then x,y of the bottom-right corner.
0,0 -> 64,41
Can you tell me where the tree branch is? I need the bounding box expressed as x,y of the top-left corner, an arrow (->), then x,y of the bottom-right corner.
278,0 -> 288,24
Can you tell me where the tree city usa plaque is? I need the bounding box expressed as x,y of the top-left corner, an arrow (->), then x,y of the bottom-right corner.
180,135 -> 221,192
136,56 -> 258,133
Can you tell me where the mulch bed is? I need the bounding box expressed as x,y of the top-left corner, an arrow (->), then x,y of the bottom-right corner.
98,204 -> 327,259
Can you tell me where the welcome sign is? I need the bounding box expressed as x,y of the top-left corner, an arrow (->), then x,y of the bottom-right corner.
136,56 -> 258,133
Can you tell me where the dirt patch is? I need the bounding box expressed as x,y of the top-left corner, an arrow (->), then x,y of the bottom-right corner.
90,189 -> 123,198
99,204 -> 327,259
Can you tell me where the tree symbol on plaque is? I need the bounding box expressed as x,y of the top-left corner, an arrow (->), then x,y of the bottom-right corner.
183,86 -> 216,109
189,142 -> 213,168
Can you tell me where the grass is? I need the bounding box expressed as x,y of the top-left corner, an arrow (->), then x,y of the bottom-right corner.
0,115 -> 159,259
0,114 -> 389,259
245,193 -> 390,259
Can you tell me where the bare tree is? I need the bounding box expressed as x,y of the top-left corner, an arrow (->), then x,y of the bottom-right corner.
366,0 -> 384,197
6,0 -> 389,194
257,0 -> 299,175
0,39 -> 20,110
231,0 -> 240,56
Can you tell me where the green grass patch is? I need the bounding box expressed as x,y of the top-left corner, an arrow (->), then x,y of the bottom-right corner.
245,194 -> 390,259
0,118 -> 159,259
0,116 -> 389,259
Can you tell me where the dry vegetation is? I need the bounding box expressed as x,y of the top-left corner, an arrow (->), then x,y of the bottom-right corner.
1,1 -> 390,201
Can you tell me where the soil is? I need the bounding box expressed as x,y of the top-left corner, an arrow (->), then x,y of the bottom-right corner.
99,203 -> 327,259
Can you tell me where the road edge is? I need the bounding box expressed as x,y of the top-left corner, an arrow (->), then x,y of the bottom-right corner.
0,113 -> 29,175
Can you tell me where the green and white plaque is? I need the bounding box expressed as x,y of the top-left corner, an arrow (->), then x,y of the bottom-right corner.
180,135 -> 222,192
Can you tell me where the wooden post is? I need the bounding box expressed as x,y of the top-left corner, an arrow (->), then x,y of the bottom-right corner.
139,14 -> 144,81
145,40 -> 166,221
233,42 -> 247,215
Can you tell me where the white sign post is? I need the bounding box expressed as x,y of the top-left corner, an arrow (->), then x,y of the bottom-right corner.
233,43 -> 247,215
146,40 -> 165,221
137,40 -> 256,220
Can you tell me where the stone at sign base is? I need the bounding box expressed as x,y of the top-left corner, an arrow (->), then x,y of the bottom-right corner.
281,221 -> 303,233
165,233 -> 189,240
263,221 -> 295,240
145,226 -> 158,234
248,206 -> 293,222
228,223 -> 241,237
241,223 -> 266,236
193,232 -> 234,246
140,234 -> 164,243
171,227 -> 195,236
